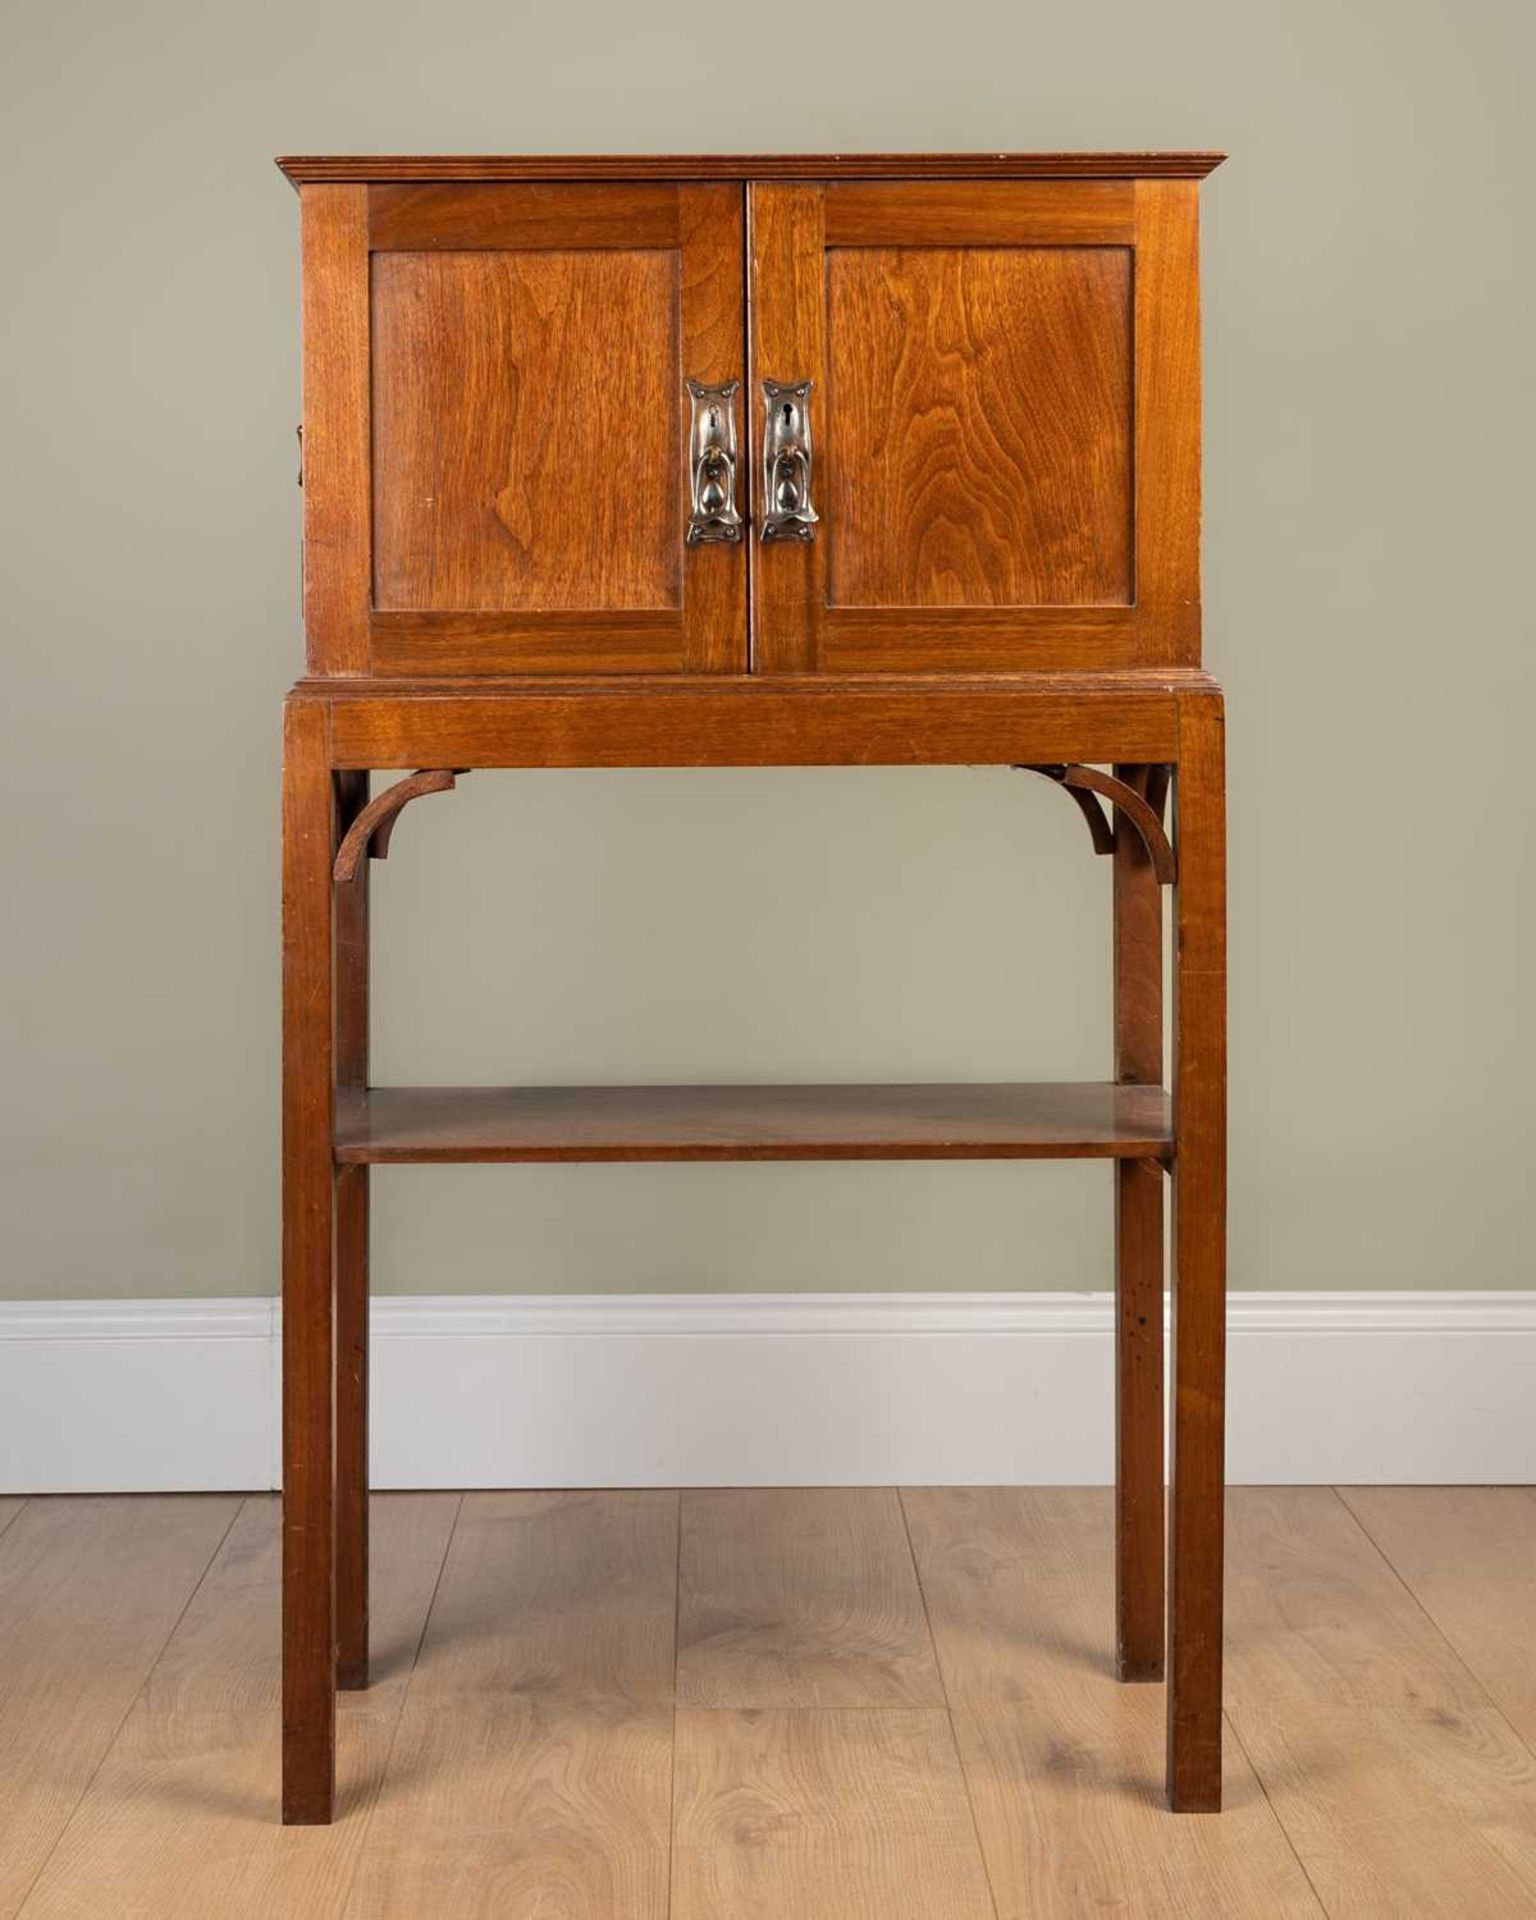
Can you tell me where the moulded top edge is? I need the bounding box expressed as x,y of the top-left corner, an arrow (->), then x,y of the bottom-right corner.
275,151 -> 1227,188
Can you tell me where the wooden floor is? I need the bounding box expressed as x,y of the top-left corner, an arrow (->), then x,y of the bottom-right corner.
2,1488 -> 1535,1917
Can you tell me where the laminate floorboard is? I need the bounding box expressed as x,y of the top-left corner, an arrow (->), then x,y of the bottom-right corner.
19,1495 -> 458,1919
6,1487 -> 1535,1917
0,1494 -> 239,1918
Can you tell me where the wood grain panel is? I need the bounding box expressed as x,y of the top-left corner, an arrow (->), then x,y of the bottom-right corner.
371,248 -> 681,614
1133,180 -> 1202,663
280,697 -> 338,1825
1340,1487 -> 1536,1746
824,179 -> 1135,246
676,1488 -> 943,1708
1166,688 -> 1226,1810
672,1708 -> 994,1920
748,184 -> 827,671
1113,765 -> 1166,1681
0,1495 -> 239,1914
746,172 -> 1207,673
334,774 -> 369,1694
369,182 -> 679,250
816,604 -> 1142,673
300,185 -> 370,673
826,246 -> 1132,610
369,610 -> 682,676
409,1491 -> 679,1704
677,183 -> 747,672
318,678 -> 1183,769
334,1081 -> 1174,1163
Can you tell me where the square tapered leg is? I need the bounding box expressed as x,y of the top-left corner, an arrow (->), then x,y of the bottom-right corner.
1113,765 -> 1167,1682
334,1163 -> 369,1690
282,700 -> 338,1824
334,771 -> 370,1693
1166,698 -> 1227,1811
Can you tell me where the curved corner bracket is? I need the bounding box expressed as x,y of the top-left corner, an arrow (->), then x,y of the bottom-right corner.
333,769 -> 463,884
1016,764 -> 1176,885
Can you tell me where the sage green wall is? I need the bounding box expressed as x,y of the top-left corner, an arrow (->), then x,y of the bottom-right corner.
2,0 -> 1531,1299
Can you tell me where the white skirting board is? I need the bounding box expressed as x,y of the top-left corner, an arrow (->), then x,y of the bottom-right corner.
1,1293 -> 1532,1494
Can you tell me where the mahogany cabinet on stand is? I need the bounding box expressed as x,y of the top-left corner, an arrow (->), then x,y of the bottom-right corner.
278,150 -> 1226,1824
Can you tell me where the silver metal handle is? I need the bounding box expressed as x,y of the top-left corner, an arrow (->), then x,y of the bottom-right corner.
686,379 -> 742,545
760,379 -> 819,543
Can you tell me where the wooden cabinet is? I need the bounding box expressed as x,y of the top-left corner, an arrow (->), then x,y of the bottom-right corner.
295,157 -> 1210,681
278,152 -> 1227,1832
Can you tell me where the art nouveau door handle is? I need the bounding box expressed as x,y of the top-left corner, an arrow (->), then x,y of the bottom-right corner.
685,378 -> 742,545
759,378 -> 819,543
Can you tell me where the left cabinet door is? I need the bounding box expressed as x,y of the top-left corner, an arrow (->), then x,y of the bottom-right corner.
300,182 -> 747,676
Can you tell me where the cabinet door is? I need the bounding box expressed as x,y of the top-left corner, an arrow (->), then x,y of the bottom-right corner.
748,181 -> 1199,673
302,182 -> 746,676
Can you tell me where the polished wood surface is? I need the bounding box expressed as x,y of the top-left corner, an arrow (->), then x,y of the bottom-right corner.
1024,760 -> 1177,882
334,772 -> 370,1694
334,1081 -> 1174,1164
299,186 -> 369,674
15,1488 -> 1536,1917
823,177 -> 1135,245
368,180 -> 683,250
1113,765 -> 1166,1682
309,182 -> 746,678
313,674 -> 1190,768
280,701 -> 338,1824
826,245 -> 1132,610
371,249 -> 683,613
331,768 -> 458,884
746,182 -> 823,672
1132,180 -> 1204,667
1167,693 -> 1227,1808
284,666 -> 1222,1826
279,152 -> 1227,185
748,177 -> 1201,673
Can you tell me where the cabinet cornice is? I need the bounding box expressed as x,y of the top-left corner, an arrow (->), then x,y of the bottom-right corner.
277,151 -> 1226,188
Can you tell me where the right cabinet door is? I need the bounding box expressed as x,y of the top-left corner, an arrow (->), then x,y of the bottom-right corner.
749,180 -> 1200,674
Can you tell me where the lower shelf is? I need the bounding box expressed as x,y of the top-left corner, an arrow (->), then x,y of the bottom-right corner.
333,1082 -> 1173,1165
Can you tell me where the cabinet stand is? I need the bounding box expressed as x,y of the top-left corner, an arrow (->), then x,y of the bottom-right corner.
281,671 -> 1226,1822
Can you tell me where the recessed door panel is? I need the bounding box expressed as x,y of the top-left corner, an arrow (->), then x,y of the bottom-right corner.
372,249 -> 682,615
825,246 -> 1132,610
749,179 -> 1200,673
299,180 -> 747,676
